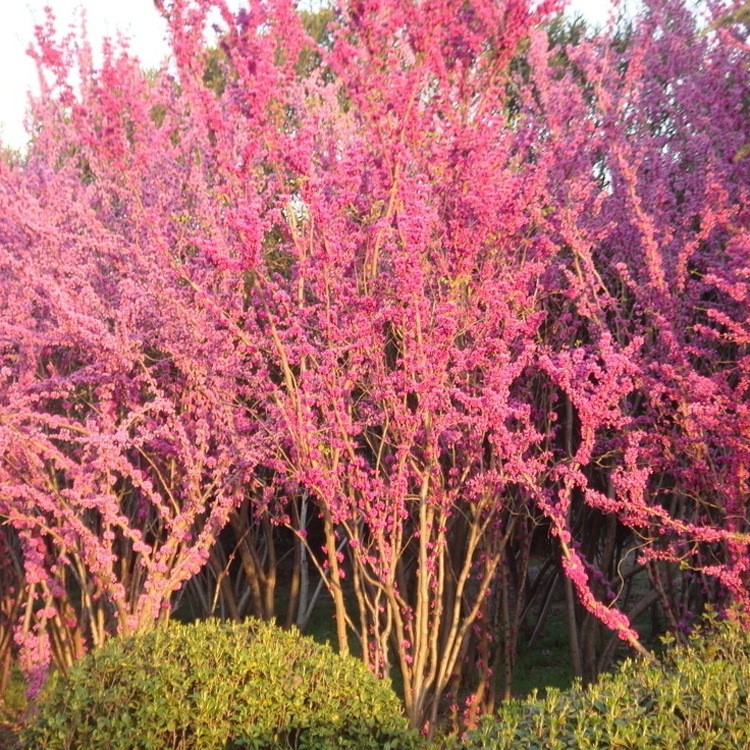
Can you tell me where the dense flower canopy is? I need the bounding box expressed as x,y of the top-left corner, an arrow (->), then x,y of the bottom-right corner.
1,0 -> 748,729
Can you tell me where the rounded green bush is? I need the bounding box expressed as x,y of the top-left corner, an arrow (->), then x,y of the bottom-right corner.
464,613 -> 750,750
22,618 -> 420,750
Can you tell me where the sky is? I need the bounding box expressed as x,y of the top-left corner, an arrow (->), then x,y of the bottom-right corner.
0,0 -> 621,152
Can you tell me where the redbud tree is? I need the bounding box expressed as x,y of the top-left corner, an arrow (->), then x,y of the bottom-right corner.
0,0 -> 748,730
0,21 -> 268,691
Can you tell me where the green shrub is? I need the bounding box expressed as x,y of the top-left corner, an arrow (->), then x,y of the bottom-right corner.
22,618 -> 421,750
465,614 -> 750,750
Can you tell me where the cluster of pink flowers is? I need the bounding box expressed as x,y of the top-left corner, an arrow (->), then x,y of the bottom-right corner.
0,0 -> 748,730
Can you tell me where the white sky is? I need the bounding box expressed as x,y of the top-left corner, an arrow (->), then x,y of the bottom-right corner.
0,0 -> 619,152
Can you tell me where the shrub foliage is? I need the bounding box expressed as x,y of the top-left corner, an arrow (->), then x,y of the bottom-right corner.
21,618 -> 420,750
465,615 -> 750,750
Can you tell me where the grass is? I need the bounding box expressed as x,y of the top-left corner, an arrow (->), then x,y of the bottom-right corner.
512,611 -> 576,697
0,668 -> 26,750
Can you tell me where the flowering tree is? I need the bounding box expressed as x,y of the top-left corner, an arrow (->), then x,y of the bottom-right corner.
0,24 -> 266,691
0,0 -> 748,731
520,0 -> 750,675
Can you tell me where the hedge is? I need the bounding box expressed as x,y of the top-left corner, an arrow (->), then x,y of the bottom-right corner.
465,612 -> 750,750
22,618 -> 420,750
